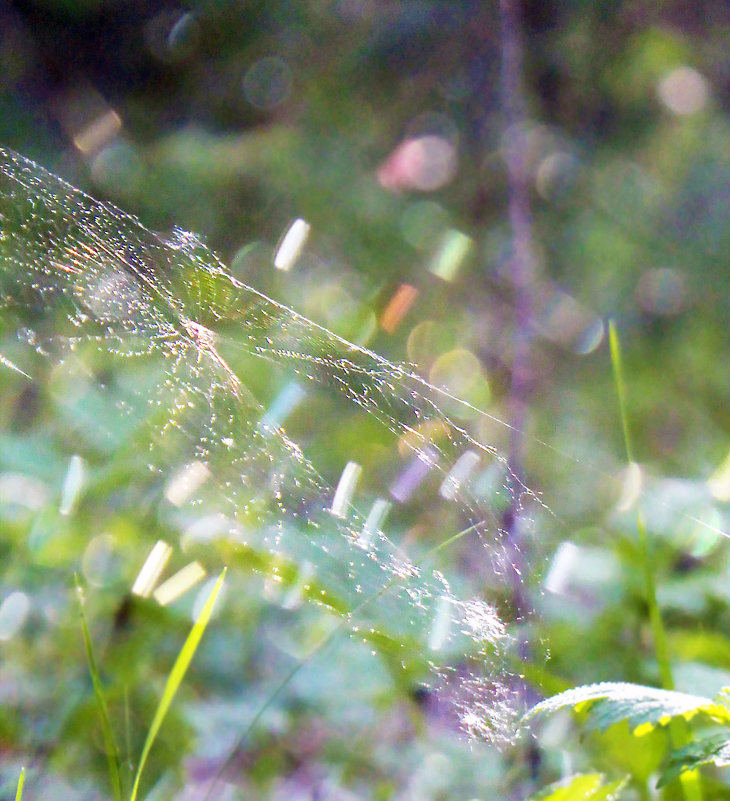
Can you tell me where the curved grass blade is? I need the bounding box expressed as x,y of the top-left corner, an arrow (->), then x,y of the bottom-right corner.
129,567 -> 226,801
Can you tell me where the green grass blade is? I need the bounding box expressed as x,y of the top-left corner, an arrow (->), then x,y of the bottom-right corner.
129,568 -> 226,801
14,767 -> 25,801
76,579 -> 123,801
608,319 -> 634,464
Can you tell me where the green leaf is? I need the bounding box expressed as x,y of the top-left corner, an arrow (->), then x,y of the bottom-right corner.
527,773 -> 628,801
525,682 -> 730,734
658,733 -> 730,787
129,567 -> 226,801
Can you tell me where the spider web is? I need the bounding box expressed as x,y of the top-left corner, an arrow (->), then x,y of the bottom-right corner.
0,146 -> 534,749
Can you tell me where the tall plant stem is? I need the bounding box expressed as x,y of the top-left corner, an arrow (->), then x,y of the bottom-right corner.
497,8 -> 542,797
609,321 -> 702,801
498,0 -> 535,621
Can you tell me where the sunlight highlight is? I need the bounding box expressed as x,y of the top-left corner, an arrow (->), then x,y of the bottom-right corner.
330,461 -> 362,519
274,218 -> 311,271
165,461 -> 211,507
153,561 -> 207,606
59,454 -> 85,516
132,540 -> 173,598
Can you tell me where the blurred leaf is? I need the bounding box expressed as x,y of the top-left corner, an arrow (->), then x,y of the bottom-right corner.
527,773 -> 628,801
588,720 -> 666,783
658,733 -> 730,788
672,631 -> 730,670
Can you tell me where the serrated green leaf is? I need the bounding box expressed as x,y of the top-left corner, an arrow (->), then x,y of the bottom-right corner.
657,733 -> 730,787
527,772 -> 628,801
525,682 -> 730,734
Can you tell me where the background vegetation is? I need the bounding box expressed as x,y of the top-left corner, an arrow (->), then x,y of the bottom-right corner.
2,1 -> 730,799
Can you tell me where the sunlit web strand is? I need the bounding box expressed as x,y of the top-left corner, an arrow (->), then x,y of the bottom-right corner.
0,148 -> 529,771
0,147 -> 721,543
225,268 -> 727,542
1,148 -> 527,520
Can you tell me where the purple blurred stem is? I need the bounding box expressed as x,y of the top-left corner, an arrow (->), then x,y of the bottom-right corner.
498,0 -> 535,624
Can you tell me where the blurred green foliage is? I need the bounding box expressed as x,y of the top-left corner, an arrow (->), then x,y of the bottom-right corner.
3,1 -> 730,799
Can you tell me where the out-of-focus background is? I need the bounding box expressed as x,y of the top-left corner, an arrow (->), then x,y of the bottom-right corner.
3,1 -> 730,799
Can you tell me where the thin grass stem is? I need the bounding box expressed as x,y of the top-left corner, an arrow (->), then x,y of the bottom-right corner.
76,578 -> 123,801
609,321 -> 702,801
